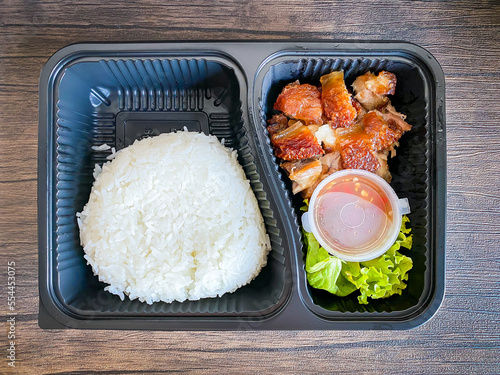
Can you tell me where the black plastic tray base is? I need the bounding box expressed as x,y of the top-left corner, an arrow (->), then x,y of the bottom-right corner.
38,41 -> 446,330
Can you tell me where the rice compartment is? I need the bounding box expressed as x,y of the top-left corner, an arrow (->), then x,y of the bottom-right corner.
77,132 -> 271,304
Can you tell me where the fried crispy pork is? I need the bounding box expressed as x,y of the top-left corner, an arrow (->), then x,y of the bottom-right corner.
351,97 -> 365,118
320,71 -> 357,128
267,114 -> 289,136
270,121 -> 324,161
336,105 -> 411,174
319,151 -> 342,176
352,71 -> 397,110
280,158 -> 323,194
362,110 -> 405,151
300,152 -> 343,198
339,137 -> 380,172
314,124 -> 337,152
268,69 -> 412,196
375,149 -> 392,182
381,103 -> 412,132
274,82 -> 323,124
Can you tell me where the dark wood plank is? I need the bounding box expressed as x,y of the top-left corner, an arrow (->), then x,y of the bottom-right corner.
1,0 -> 499,374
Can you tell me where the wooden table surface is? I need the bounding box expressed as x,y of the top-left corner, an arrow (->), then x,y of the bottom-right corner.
1,0 -> 499,374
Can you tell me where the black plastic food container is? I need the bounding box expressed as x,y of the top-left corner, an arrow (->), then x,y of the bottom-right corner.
38,41 -> 446,330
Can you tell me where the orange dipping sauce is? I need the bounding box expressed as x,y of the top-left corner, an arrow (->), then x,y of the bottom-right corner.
304,170 -> 408,262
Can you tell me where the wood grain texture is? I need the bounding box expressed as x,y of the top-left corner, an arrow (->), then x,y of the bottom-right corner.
0,0 -> 499,374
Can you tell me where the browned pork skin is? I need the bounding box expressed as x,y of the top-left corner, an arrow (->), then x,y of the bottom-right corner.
362,110 -> 405,152
274,82 -> 323,125
381,103 -> 412,132
270,121 -> 324,161
297,152 -> 343,199
280,158 -> 323,195
339,138 -> 381,172
267,114 -> 289,136
320,71 -> 357,128
352,71 -> 397,110
375,149 -> 392,183
269,70 -> 412,196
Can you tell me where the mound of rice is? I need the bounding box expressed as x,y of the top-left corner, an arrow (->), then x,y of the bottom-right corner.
77,131 -> 271,304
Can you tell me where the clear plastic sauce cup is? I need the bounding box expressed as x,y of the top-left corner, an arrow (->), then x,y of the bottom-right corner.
302,169 -> 410,262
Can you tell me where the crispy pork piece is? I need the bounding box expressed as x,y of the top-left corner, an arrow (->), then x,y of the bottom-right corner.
339,138 -> 380,172
274,82 -> 323,124
281,158 -> 323,194
319,151 -> 342,176
300,152 -> 343,199
336,103 -> 412,173
307,124 -> 321,135
351,97 -> 365,118
362,110 -> 404,151
352,71 -> 397,110
375,149 -> 392,183
381,103 -> 412,132
320,71 -> 357,128
314,124 -> 338,152
268,70 -> 412,197
270,121 -> 324,161
267,114 -> 289,136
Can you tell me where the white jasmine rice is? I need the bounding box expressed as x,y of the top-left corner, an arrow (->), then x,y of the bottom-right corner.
77,131 -> 271,304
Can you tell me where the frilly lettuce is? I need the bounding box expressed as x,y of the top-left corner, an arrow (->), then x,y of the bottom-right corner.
304,211 -> 413,304
304,230 -> 357,297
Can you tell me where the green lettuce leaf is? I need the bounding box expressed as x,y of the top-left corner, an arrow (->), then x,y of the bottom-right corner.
299,199 -> 309,212
303,200 -> 414,304
304,230 -> 357,296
